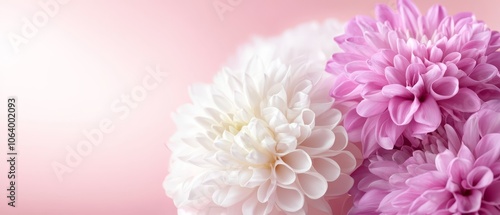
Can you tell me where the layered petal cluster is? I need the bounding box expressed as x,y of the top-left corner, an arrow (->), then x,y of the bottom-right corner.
164,20 -> 360,215
350,100 -> 500,214
327,0 -> 500,156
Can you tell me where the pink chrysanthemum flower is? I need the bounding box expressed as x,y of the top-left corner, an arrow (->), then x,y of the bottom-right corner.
349,100 -> 500,214
327,0 -> 500,157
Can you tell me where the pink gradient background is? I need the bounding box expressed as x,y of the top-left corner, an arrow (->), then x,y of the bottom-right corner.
0,0 -> 499,214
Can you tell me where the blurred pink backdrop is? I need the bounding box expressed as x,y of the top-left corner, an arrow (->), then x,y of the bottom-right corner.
1,0 -> 500,214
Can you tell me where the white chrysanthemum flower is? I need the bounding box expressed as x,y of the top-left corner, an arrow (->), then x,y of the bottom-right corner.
164,20 -> 359,215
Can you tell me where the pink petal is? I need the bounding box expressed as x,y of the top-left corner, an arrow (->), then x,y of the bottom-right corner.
422,63 -> 446,85
361,116 -> 381,157
444,124 -> 461,154
406,171 -> 445,189
388,97 -> 419,125
466,166 -> 493,189
454,189 -> 482,213
462,113 -> 481,148
430,76 -> 459,100
475,134 -> 500,167
469,63 -> 499,83
456,57 -> 477,75
487,52 -> 500,68
361,84 -> 386,101
477,110 -> 500,138
448,158 -> 473,184
369,50 -> 395,74
384,62 -> 406,85
355,16 -> 377,33
442,52 -> 462,64
345,60 -> 370,73
331,53 -> 366,68
435,150 -> 455,173
406,63 -> 426,86
330,74 -> 361,99
413,97 -> 441,134
382,84 -> 413,98
376,112 -> 405,149
376,4 -> 397,26
357,99 -> 389,117
344,108 -> 365,143
440,88 -> 481,113
425,5 -> 446,36
457,144 -> 475,162
368,161 -> 400,180
351,70 -> 387,84
429,46 -> 444,62
415,189 -> 452,213
483,181 -> 500,204
398,0 -> 421,36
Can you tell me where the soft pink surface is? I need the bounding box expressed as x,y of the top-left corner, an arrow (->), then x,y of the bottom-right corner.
0,0 -> 499,214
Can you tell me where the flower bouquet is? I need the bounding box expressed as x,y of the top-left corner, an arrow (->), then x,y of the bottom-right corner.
164,0 -> 500,214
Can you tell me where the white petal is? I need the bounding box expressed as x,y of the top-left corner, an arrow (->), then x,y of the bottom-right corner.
268,94 -> 288,114
291,92 -> 310,109
213,138 -> 231,152
266,84 -> 288,104
315,108 -> 342,129
262,136 -> 277,154
247,168 -> 272,187
293,79 -> 313,96
294,109 -> 316,129
299,129 -> 334,155
282,149 -> 312,173
306,198 -> 333,215
257,179 -> 276,203
276,187 -> 305,212
262,107 -> 288,128
325,173 -> 354,197
276,133 -> 298,154
331,126 -> 348,151
242,195 -> 273,215
243,73 -> 261,107
331,151 -> 357,174
212,95 -> 233,113
297,172 -> 328,199
194,116 -> 216,129
189,84 -> 213,106
312,157 -> 341,181
212,186 -> 252,207
246,150 -> 271,164
238,169 -> 253,187
274,160 -> 296,185
309,100 -> 335,117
